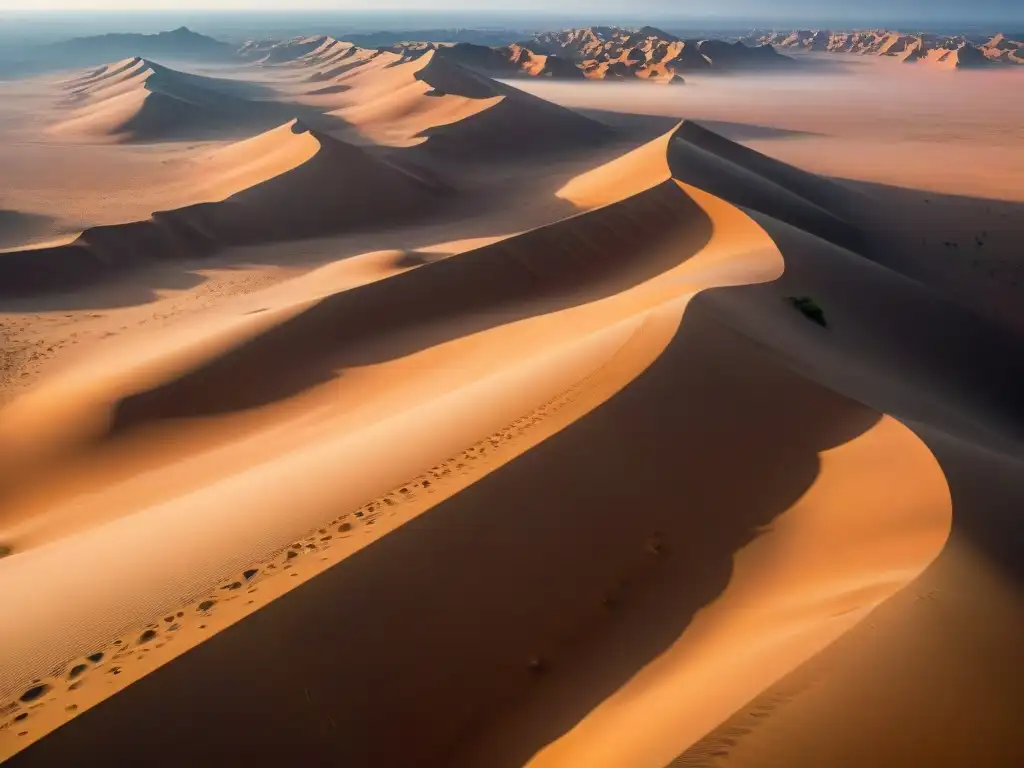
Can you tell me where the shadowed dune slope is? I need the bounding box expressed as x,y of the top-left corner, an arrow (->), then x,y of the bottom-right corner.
0,124 -> 966,768
668,121 -> 865,251
0,120 -> 440,297
663,211 -> 1024,768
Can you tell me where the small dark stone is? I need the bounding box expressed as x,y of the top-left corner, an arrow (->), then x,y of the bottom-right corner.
198,600 -> 216,612
354,511 -> 364,518
422,480 -> 431,488
338,523 -> 352,533
20,685 -> 50,703
68,664 -> 88,680
176,612 -> 184,618
221,581 -> 242,590
164,616 -> 174,623
86,652 -> 104,664
14,713 -> 28,722
139,629 -> 158,644
320,535 -> 332,542
243,569 -> 259,581
286,550 -> 298,559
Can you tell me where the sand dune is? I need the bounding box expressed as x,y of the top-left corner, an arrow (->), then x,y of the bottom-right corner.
667,121 -> 864,251
0,29 -> 1020,768
309,48 -> 611,155
0,120 -> 440,296
50,57 -> 280,142
1,120 -> 989,768
239,35 -> 335,64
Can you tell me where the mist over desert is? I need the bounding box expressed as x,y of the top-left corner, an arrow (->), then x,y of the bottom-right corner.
0,9 -> 1021,768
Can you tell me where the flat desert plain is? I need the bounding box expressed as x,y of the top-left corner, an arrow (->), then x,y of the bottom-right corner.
0,42 -> 1022,768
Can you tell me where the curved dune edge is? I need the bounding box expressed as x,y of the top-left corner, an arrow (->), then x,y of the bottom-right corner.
0,119 -> 440,298
306,48 -> 611,153
49,57 -> 277,143
511,415 -> 950,768
0,125 -> 952,764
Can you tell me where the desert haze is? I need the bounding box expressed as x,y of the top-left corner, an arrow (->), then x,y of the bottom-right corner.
0,18 -> 1022,768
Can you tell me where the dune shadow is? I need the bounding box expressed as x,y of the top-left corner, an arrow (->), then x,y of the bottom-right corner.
107,182 -> 711,429
389,249 -> 448,268
5,289 -> 883,768
305,83 -> 351,96
828,177 -> 1024,334
0,210 -> 70,250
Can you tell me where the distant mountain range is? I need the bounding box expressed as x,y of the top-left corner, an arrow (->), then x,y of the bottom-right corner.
514,26 -> 792,81
12,24 -> 1022,80
753,29 -> 1023,67
52,26 -> 233,63
241,27 -> 793,84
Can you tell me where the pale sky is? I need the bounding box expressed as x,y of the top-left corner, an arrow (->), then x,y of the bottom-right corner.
0,0 -> 1020,22
6,0 -> 568,8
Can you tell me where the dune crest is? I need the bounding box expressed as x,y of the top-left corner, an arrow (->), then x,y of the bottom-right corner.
50,57 -> 276,142
312,47 -> 611,155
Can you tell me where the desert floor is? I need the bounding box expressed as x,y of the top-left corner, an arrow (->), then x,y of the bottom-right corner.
0,46 -> 1021,767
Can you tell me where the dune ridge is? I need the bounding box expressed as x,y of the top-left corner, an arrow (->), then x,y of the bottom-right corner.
0,121 -> 966,768
50,57 -> 277,142
0,120 -> 440,297
308,47 -> 611,154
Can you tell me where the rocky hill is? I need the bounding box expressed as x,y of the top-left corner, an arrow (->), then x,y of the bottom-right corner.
758,29 -> 1023,67
521,26 -> 792,81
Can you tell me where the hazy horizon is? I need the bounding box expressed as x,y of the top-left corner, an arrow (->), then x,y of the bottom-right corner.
0,11 -> 1021,52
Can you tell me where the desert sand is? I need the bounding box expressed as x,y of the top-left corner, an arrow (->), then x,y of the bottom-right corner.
0,31 -> 1021,768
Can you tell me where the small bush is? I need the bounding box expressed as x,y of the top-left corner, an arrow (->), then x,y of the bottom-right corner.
789,296 -> 828,327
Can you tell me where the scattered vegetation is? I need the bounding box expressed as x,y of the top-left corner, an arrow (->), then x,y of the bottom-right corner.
788,296 -> 828,328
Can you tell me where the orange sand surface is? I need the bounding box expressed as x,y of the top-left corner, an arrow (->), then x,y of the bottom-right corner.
0,45 -> 1020,768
